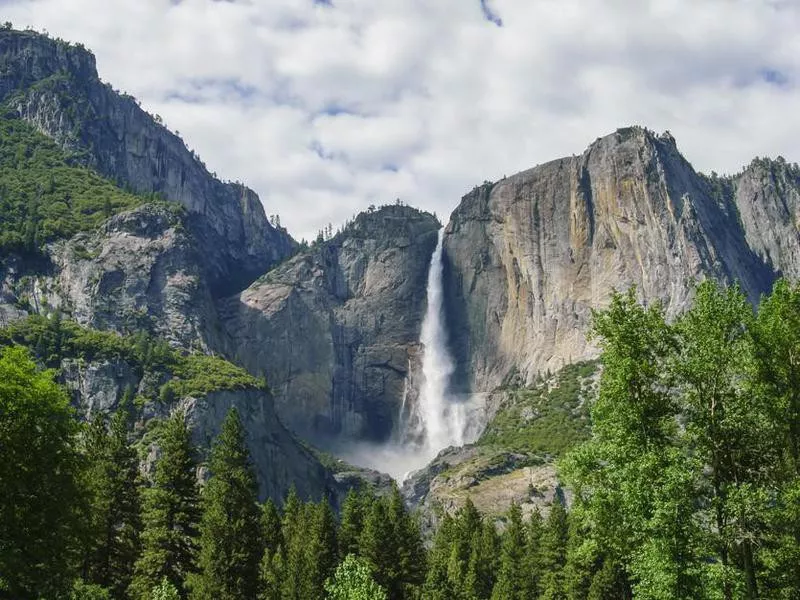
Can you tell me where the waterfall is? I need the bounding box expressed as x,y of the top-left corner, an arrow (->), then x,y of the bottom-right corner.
336,227 -> 475,481
403,228 -> 466,454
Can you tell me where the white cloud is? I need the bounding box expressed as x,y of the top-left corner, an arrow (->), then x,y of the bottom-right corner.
3,0 -> 800,239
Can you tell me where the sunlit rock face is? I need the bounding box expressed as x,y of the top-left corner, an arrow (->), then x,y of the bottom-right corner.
443,127 -> 800,393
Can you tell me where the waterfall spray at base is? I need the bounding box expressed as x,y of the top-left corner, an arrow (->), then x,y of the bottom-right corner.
337,228 -> 481,481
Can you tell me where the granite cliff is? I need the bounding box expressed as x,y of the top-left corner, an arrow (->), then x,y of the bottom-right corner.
3,28 -> 800,511
219,205 -> 440,443
442,127 -> 800,393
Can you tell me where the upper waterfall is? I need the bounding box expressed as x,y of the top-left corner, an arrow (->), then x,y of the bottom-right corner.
403,228 -> 467,453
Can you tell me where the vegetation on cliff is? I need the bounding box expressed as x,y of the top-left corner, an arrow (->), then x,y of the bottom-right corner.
0,314 -> 266,399
479,361 -> 597,457
0,115 -> 161,254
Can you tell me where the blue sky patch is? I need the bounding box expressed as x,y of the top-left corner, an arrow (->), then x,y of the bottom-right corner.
760,68 -> 790,88
480,0 -> 503,26
319,103 -> 356,117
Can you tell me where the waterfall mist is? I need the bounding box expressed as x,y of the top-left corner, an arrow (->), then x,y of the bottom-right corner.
337,229 -> 482,481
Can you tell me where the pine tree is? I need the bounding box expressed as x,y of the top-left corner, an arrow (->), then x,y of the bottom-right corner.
0,346 -> 82,598
751,279 -> 800,596
129,412 -> 200,600
386,485 -> 426,599
465,519 -> 499,600
422,512 -> 457,600
259,499 -> 284,600
490,502 -> 527,600
261,499 -> 283,556
81,407 -> 142,597
279,488 -> 306,600
259,549 -> 285,600
191,408 -> 264,600
539,497 -> 569,600
436,498 -> 488,600
586,559 -> 624,600
339,488 -> 365,557
300,499 -> 339,600
562,504 -> 597,600
523,508 -> 544,599
359,496 -> 396,596
281,485 -> 303,556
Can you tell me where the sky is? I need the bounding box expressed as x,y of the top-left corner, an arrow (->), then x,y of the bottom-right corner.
3,0 -> 799,241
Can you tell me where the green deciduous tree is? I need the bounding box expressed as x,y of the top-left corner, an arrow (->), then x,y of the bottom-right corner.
561,288 -> 701,600
0,346 -> 83,598
324,554 -> 388,600
674,282 -> 773,599
150,577 -> 181,600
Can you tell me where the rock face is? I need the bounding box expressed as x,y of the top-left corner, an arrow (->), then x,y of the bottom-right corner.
53,204 -> 218,348
0,29 -> 294,294
733,157 -> 800,281
443,127 -> 800,392
0,203 -> 222,349
180,390 -> 334,502
219,205 -> 440,443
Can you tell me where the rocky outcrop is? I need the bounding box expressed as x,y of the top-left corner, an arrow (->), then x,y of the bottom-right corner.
0,29 -> 294,294
219,205 -> 440,443
402,445 -> 565,533
180,390 -> 334,502
59,356 -> 336,503
0,204 -> 222,348
443,127 -> 798,392
732,157 -> 800,281
52,203 -> 218,347
60,357 -> 140,416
